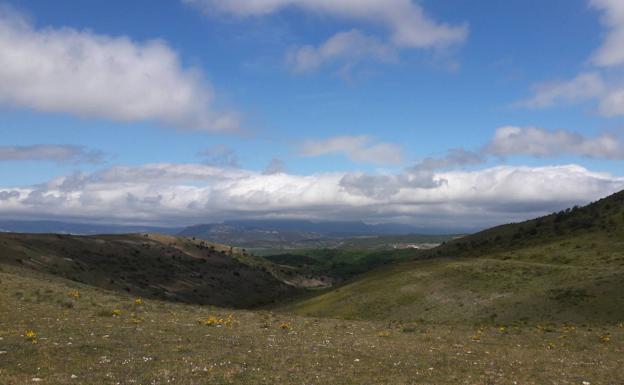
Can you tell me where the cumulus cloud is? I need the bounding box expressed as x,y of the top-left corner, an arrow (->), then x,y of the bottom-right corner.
0,190 -> 20,200
186,0 -> 467,47
485,126 -> 624,159
185,0 -> 467,72
0,144 -> 105,164
517,2 -> 624,116
590,0 -> 624,67
517,73 -> 607,109
287,29 -> 397,73
599,88 -> 624,116
0,162 -> 621,229
0,6 -> 238,131
299,135 -> 404,165
339,148 -> 484,199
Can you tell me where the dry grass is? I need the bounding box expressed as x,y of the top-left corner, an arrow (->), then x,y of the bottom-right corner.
1,265 -> 622,385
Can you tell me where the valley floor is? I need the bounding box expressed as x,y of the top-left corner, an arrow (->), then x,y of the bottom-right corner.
0,265 -> 622,385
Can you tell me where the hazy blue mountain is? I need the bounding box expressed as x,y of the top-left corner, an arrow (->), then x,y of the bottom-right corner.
177,219 -> 462,249
0,220 -> 182,235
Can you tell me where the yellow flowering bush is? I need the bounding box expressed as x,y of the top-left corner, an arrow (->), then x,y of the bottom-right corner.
25,330 -> 37,344
67,290 -> 81,299
200,314 -> 237,328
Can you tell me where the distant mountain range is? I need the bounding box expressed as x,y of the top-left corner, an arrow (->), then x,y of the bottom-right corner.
176,219 -> 446,248
0,220 -> 182,235
0,218 -> 458,249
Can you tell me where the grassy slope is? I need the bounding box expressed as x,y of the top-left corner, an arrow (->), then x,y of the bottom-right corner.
0,232 -> 300,308
1,264 -> 621,384
284,191 -> 624,324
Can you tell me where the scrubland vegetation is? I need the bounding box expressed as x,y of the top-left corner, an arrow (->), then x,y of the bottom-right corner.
1,191 -> 623,384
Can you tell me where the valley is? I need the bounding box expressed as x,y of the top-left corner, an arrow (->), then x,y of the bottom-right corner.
1,191 -> 623,384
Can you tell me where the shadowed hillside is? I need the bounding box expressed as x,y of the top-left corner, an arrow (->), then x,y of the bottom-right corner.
0,232 -> 302,308
284,190 -> 624,324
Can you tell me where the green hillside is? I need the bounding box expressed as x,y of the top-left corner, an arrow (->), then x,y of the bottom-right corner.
1,263 -> 621,384
0,232 -> 302,308
426,190 -> 624,263
284,191 -> 624,324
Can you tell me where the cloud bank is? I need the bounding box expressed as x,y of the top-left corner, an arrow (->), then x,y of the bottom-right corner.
0,162 -> 621,230
0,6 -> 238,131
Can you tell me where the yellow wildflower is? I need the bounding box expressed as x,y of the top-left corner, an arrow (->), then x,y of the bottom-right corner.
377,331 -> 391,337
112,309 -> 122,317
25,330 -> 37,344
67,290 -> 81,299
600,334 -> 611,343
280,322 -> 292,331
134,298 -> 143,306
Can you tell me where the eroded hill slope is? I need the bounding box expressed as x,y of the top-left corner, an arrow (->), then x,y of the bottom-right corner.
0,232 -> 301,308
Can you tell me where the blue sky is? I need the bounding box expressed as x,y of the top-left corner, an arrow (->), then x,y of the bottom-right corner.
1,0 -> 623,228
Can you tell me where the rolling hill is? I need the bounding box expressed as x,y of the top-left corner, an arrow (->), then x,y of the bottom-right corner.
0,193 -> 623,383
283,190 -> 624,324
0,232 -> 304,308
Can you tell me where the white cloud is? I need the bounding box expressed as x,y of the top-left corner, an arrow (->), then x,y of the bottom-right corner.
485,126 -> 624,159
299,135 -> 404,165
0,162 -> 621,229
0,6 -> 238,131
0,144 -> 105,163
590,0 -> 624,67
185,0 -> 467,72
598,88 -> 624,116
516,2 -> 624,116
517,73 -> 607,109
186,0 -> 467,48
287,29 -> 397,73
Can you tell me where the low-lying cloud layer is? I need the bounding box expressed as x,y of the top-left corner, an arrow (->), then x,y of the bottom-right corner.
0,6 -> 238,131
1,162 -> 621,230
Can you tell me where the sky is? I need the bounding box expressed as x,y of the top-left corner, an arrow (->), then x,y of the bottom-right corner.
1,0 -> 624,231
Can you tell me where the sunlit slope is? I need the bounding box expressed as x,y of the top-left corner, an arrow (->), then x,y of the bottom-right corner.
285,191 -> 624,324
425,190 -> 624,263
0,232 -> 299,308
1,264 -> 622,384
